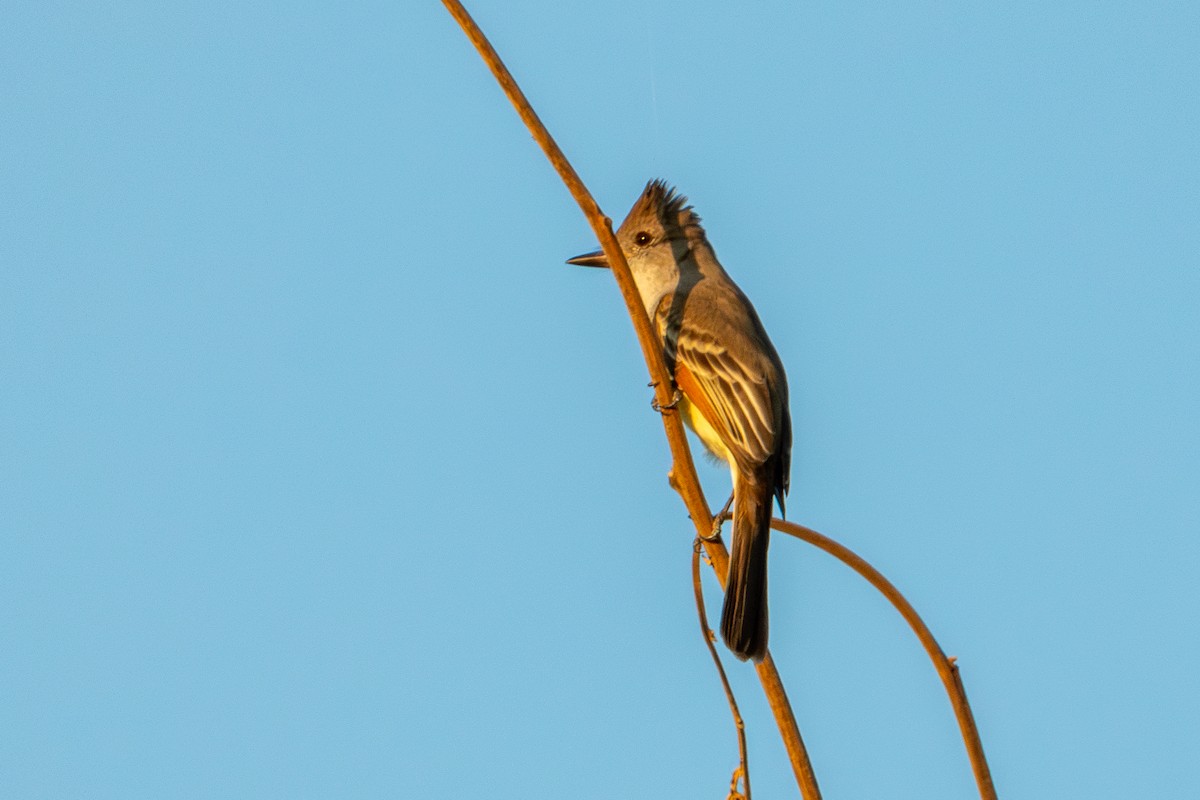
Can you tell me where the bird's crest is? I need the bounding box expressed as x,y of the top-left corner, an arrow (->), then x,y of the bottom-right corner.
624,179 -> 705,239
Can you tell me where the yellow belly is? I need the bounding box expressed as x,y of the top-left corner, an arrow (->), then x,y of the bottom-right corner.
679,394 -> 733,466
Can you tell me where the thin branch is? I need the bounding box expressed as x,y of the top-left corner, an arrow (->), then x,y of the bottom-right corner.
439,2 -> 821,798
692,540 -> 750,800
757,515 -> 998,800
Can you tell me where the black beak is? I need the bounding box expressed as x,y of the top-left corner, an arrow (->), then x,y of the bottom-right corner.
566,249 -> 610,268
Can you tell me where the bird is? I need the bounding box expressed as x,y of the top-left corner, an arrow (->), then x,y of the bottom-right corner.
568,180 -> 791,662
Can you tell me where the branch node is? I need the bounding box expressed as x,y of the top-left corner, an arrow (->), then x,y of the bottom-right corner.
667,467 -> 681,492
728,765 -> 748,800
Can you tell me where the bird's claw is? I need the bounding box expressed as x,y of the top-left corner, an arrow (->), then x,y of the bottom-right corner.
651,388 -> 682,413
704,494 -> 735,542
699,517 -> 724,542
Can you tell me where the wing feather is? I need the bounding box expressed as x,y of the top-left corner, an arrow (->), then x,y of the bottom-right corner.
660,296 -> 783,470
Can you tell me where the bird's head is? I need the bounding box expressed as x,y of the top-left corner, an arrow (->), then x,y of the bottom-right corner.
566,180 -> 705,276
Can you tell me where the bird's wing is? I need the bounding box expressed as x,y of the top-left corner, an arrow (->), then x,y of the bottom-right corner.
664,312 -> 781,469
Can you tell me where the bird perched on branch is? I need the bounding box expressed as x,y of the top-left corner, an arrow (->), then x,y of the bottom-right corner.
568,180 -> 791,662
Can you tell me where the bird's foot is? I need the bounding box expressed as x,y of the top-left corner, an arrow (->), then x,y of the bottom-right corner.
701,493 -> 735,541
650,386 -> 682,413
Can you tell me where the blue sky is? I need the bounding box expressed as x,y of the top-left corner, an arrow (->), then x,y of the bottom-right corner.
2,2 -> 1197,797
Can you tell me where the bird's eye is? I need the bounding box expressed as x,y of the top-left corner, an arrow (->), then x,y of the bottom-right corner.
634,231 -> 652,246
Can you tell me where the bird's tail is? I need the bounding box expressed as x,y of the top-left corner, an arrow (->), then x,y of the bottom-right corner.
720,475 -> 771,662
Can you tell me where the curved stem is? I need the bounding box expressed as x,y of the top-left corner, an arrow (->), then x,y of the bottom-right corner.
692,541 -> 750,799
766,517 -> 998,800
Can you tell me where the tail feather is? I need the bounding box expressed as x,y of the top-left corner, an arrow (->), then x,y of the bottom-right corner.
720,477 -> 771,662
